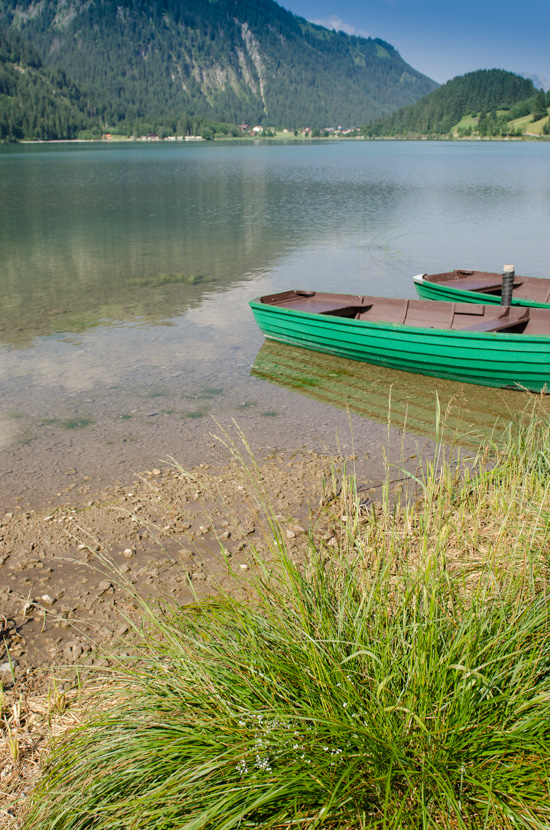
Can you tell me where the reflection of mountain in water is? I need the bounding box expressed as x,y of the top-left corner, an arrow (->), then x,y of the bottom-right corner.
252,340 -> 550,448
0,143 -> 403,348
0,147 -> 276,345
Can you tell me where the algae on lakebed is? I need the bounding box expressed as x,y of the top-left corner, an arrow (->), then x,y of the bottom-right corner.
252,339 -> 550,449
129,273 -> 215,288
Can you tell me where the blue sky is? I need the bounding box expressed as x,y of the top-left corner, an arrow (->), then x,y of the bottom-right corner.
280,0 -> 550,85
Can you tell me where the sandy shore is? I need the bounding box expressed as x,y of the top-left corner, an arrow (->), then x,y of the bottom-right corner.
1,448 -> 347,680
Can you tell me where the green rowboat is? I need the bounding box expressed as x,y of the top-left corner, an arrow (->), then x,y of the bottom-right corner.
413,270 -> 550,308
249,290 -> 550,392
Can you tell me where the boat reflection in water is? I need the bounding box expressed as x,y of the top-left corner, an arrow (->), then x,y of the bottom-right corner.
251,340 -> 550,449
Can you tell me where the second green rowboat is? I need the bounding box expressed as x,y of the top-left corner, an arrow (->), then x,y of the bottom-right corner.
413,269 -> 550,308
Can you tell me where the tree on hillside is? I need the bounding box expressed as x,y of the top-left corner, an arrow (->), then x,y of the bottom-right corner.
532,89 -> 548,121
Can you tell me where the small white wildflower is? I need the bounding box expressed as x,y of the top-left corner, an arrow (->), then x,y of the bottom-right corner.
236,760 -> 249,776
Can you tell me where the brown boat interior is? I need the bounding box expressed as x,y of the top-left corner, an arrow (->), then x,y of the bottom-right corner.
258,290 -> 550,335
423,269 -> 550,304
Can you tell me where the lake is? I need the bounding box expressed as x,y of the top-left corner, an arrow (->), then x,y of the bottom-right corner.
1,139 -> 550,508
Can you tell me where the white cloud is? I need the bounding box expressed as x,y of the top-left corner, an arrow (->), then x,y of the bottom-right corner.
310,15 -> 371,39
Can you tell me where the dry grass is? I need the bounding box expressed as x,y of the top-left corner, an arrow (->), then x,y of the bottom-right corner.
0,676 -> 92,828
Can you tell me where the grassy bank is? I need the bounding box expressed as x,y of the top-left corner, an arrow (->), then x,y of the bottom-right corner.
21,405 -> 550,829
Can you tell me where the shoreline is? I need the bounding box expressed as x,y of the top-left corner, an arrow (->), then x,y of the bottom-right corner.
0,447 -> 333,680
8,134 -> 550,145
0,425 -> 423,682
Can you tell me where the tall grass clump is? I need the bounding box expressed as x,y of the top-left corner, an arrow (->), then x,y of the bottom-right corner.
24,407 -> 550,830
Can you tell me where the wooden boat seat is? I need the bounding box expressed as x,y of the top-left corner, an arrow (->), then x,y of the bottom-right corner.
459,309 -> 530,333
279,299 -> 355,314
452,277 -> 505,293
260,290 -> 371,316
319,306 -> 359,317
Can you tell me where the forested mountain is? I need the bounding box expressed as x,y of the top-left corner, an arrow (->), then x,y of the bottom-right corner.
0,27 -> 99,139
364,70 -> 537,137
0,0 -> 437,133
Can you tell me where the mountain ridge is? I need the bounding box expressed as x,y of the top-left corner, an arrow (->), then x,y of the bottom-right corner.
0,0 -> 438,131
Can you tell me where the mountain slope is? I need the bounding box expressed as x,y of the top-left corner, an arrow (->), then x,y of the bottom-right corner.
364,69 -> 535,136
0,0 -> 438,129
0,28 -> 98,139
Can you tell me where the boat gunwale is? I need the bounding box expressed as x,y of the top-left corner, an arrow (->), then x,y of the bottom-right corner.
249,298 -> 550,343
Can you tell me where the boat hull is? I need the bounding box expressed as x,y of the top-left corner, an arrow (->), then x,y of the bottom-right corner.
249,299 -> 550,392
413,274 -> 550,309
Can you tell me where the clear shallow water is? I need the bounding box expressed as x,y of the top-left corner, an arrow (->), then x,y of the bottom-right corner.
1,140 -> 550,507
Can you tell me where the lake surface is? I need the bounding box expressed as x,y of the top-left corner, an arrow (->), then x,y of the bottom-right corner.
1,139 -> 550,508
